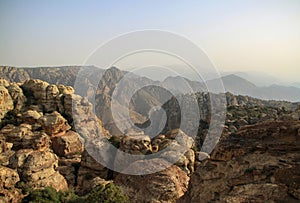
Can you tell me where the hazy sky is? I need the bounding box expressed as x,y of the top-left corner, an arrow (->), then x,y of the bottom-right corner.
0,0 -> 299,82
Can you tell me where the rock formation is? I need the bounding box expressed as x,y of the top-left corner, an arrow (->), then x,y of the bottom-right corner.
0,79 -> 109,202
181,120 -> 300,202
1,68 -> 300,202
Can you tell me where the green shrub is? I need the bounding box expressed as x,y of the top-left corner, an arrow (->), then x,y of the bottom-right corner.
21,187 -> 61,203
21,183 -> 128,203
86,183 -> 129,203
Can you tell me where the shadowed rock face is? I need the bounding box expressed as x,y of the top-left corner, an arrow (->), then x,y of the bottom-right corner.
0,85 -> 14,121
181,120 -> 300,203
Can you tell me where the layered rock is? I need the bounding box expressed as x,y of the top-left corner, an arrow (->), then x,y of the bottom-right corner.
152,129 -> 195,175
9,149 -> 68,191
115,158 -> 189,203
0,84 -> 14,122
0,79 -> 113,202
52,131 -> 83,157
0,166 -> 22,203
77,150 -> 109,194
38,111 -> 71,137
182,120 -> 300,202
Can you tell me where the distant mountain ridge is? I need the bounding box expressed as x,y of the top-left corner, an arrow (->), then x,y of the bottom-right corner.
1,65 -> 300,102
163,74 -> 300,102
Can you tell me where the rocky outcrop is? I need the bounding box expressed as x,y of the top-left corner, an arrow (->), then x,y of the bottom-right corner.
77,150 -> 109,194
115,159 -> 189,203
0,166 -> 22,203
17,150 -> 68,191
182,120 -> 300,202
0,79 -> 113,202
0,84 -> 14,122
38,111 -> 71,137
52,131 -> 83,157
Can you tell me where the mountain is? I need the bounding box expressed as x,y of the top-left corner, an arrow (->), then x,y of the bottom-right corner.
205,74 -> 257,95
291,82 -> 300,88
161,73 -> 300,102
203,74 -> 300,102
220,71 -> 284,87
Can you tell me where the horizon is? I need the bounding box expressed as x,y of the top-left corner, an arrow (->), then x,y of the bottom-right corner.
0,64 -> 299,88
1,0 -> 300,83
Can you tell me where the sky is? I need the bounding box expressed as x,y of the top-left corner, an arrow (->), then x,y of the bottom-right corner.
0,0 -> 300,82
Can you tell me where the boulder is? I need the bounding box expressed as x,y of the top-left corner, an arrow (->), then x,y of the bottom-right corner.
115,158 -> 189,203
52,130 -> 83,157
0,85 -> 14,121
77,150 -> 109,194
38,111 -> 71,137
22,79 -> 60,112
21,110 -> 42,124
7,83 -> 26,113
18,150 -> 68,191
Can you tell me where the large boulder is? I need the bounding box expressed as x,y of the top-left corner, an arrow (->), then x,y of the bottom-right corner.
38,111 -> 71,137
11,150 -> 68,191
151,129 -> 195,175
7,83 -> 26,113
22,79 -> 59,112
115,158 -> 189,203
0,85 -> 14,121
52,130 -> 83,157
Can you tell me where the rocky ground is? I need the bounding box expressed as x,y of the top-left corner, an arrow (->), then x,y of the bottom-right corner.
0,77 -> 300,202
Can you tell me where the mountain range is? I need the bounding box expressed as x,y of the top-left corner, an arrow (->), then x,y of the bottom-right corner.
2,65 -> 300,102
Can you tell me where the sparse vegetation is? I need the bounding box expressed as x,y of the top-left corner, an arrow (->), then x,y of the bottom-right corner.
20,183 -> 128,203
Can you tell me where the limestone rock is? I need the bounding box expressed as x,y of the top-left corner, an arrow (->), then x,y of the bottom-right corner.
0,166 -> 20,189
0,166 -> 22,203
31,171 -> 68,192
57,156 -> 81,188
57,84 -> 74,95
0,124 -> 50,151
0,137 -> 14,166
77,150 -> 109,194
0,123 -> 33,150
182,120 -> 300,202
120,134 -> 152,155
52,131 -> 83,157
22,79 -> 60,112
21,110 -> 42,124
0,85 -> 14,121
38,111 -> 71,137
151,129 -> 195,175
9,149 -> 35,169
7,83 -> 26,113
115,158 -> 189,203
20,151 -> 58,182
0,79 -> 10,87
22,131 -> 51,152
18,150 -> 68,191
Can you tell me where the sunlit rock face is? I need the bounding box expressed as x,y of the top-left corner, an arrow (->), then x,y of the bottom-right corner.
181,120 -> 300,202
